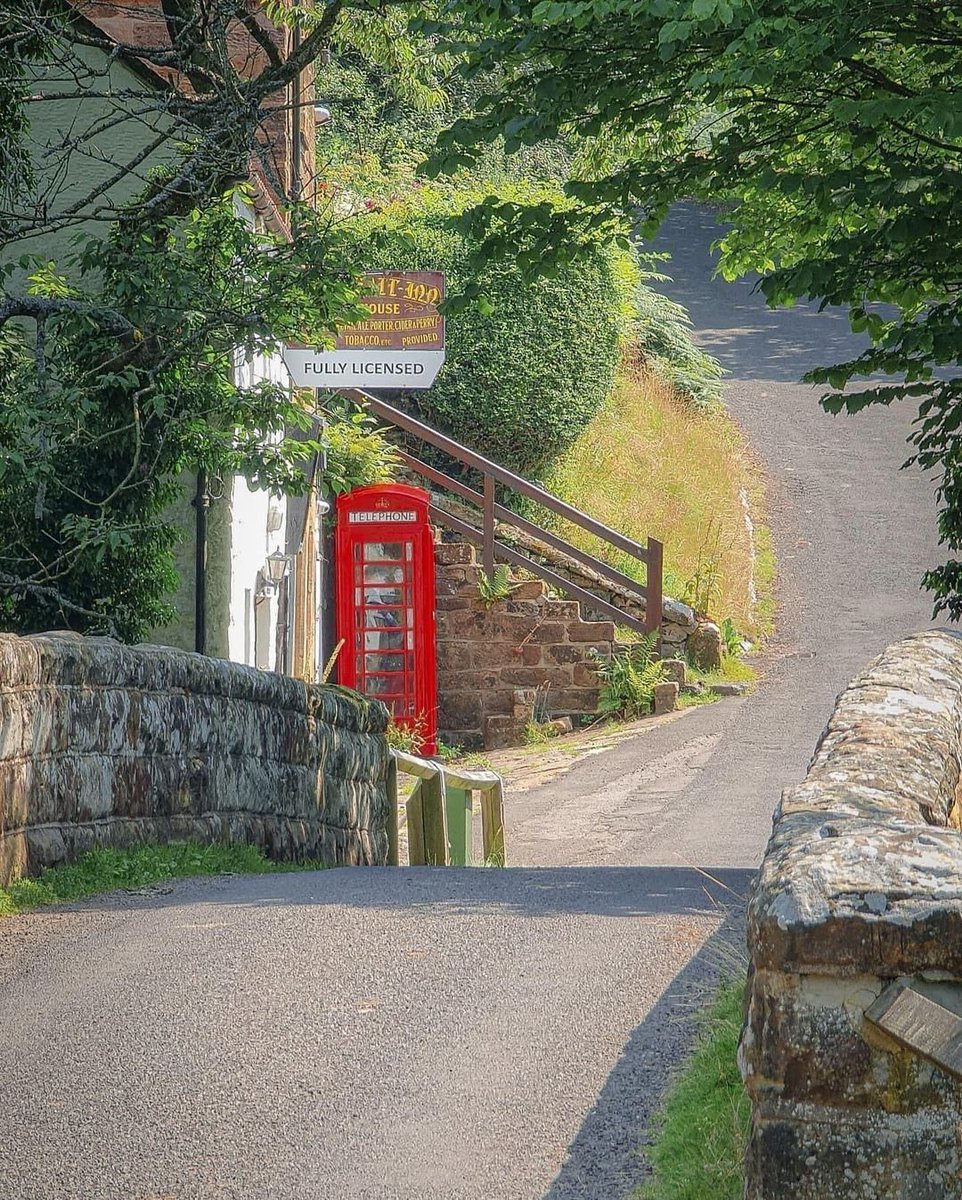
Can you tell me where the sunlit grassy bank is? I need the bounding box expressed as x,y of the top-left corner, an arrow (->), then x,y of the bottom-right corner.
545,365 -> 775,640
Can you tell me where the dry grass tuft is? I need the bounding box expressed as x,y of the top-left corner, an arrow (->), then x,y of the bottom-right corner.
544,365 -> 772,637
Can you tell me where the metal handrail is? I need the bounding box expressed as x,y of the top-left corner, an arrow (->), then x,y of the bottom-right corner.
345,389 -> 664,634
388,749 -> 506,866
397,448 -> 650,604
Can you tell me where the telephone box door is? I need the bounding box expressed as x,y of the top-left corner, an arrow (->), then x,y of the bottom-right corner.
335,484 -> 437,754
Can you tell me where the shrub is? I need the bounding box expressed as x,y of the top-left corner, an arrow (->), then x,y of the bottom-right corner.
343,184 -> 638,479
318,403 -> 400,496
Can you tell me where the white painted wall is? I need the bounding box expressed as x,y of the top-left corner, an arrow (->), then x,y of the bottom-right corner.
227,347 -> 290,669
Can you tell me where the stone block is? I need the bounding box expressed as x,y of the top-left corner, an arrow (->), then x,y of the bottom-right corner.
471,642 -> 517,669
512,689 -> 537,720
436,596 -> 474,612
510,580 -> 548,600
568,620 -> 616,642
528,623 -> 568,644
663,596 -> 697,632
688,621 -> 723,671
545,600 -> 580,620
480,690 -> 515,718
544,643 -> 595,666
662,658 -> 687,686
498,667 -> 572,689
573,662 -> 602,687
435,542 -> 476,566
438,693 -> 483,732
521,644 -> 543,666
438,670 -> 502,692
437,642 -> 471,672
505,599 -> 548,617
653,681 -> 679,715
483,715 -> 529,750
547,688 -> 601,714
709,681 -> 747,696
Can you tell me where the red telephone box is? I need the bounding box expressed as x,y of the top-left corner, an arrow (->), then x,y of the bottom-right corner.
335,483 -> 437,754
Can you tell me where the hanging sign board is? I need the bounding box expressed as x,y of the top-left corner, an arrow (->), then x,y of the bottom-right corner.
283,271 -> 445,389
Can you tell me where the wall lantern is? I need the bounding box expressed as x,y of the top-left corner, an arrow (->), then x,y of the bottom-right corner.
264,550 -> 292,586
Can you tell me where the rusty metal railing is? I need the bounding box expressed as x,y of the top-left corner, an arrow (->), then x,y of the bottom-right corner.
345,390 -> 663,636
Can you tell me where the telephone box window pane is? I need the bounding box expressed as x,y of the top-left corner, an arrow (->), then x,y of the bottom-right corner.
364,608 -> 406,628
363,586 -> 405,606
407,630 -> 414,650
364,564 -> 405,585
366,653 -> 404,672
363,542 -> 406,562
367,676 -> 403,696
363,630 -> 405,651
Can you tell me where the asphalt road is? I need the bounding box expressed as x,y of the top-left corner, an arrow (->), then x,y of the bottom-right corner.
0,205 -> 945,1200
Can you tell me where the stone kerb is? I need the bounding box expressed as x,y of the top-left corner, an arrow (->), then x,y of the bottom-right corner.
742,630 -> 962,1200
0,632 -> 391,887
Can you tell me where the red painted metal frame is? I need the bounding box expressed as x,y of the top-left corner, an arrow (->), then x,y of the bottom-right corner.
335,483 -> 437,755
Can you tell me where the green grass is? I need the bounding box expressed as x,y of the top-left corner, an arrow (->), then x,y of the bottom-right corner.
0,841 -> 326,916
637,979 -> 750,1200
678,689 -> 720,709
690,656 -> 758,688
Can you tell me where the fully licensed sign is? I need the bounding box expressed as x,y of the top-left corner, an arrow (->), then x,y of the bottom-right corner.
284,271 -> 445,390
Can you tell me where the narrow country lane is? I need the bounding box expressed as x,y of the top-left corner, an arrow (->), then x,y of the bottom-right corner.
0,205 -> 945,1200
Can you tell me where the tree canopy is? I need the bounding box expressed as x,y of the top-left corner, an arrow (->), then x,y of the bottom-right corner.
422,0 -> 962,614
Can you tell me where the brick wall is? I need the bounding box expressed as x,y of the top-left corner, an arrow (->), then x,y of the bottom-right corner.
435,542 -> 620,747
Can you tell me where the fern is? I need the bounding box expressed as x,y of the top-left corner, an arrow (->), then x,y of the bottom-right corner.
477,563 -> 517,605
589,631 -> 666,719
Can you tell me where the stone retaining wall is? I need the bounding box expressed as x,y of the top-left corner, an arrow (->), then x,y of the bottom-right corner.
435,542 -> 622,747
742,630 -> 962,1199
0,632 -> 390,886
429,495 -> 703,656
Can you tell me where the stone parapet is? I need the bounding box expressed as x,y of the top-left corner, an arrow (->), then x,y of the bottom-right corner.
742,630 -> 962,1199
0,632 -> 390,886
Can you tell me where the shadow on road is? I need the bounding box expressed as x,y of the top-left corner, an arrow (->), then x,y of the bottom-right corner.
650,205 -> 866,383
67,863 -> 756,921
542,901 -> 748,1200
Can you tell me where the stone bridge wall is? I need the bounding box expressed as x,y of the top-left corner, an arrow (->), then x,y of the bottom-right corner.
742,630 -> 962,1199
0,633 -> 390,887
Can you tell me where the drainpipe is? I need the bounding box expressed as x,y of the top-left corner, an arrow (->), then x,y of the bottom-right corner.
193,468 -> 208,654
290,26 -> 302,203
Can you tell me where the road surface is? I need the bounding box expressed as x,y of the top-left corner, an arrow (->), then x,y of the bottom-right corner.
0,205 -> 943,1200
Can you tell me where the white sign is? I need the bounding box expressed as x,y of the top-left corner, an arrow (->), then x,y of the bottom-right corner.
347,510 -> 417,524
282,348 -> 445,390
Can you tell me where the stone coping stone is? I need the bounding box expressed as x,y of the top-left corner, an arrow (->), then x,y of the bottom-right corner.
749,630 -> 962,977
